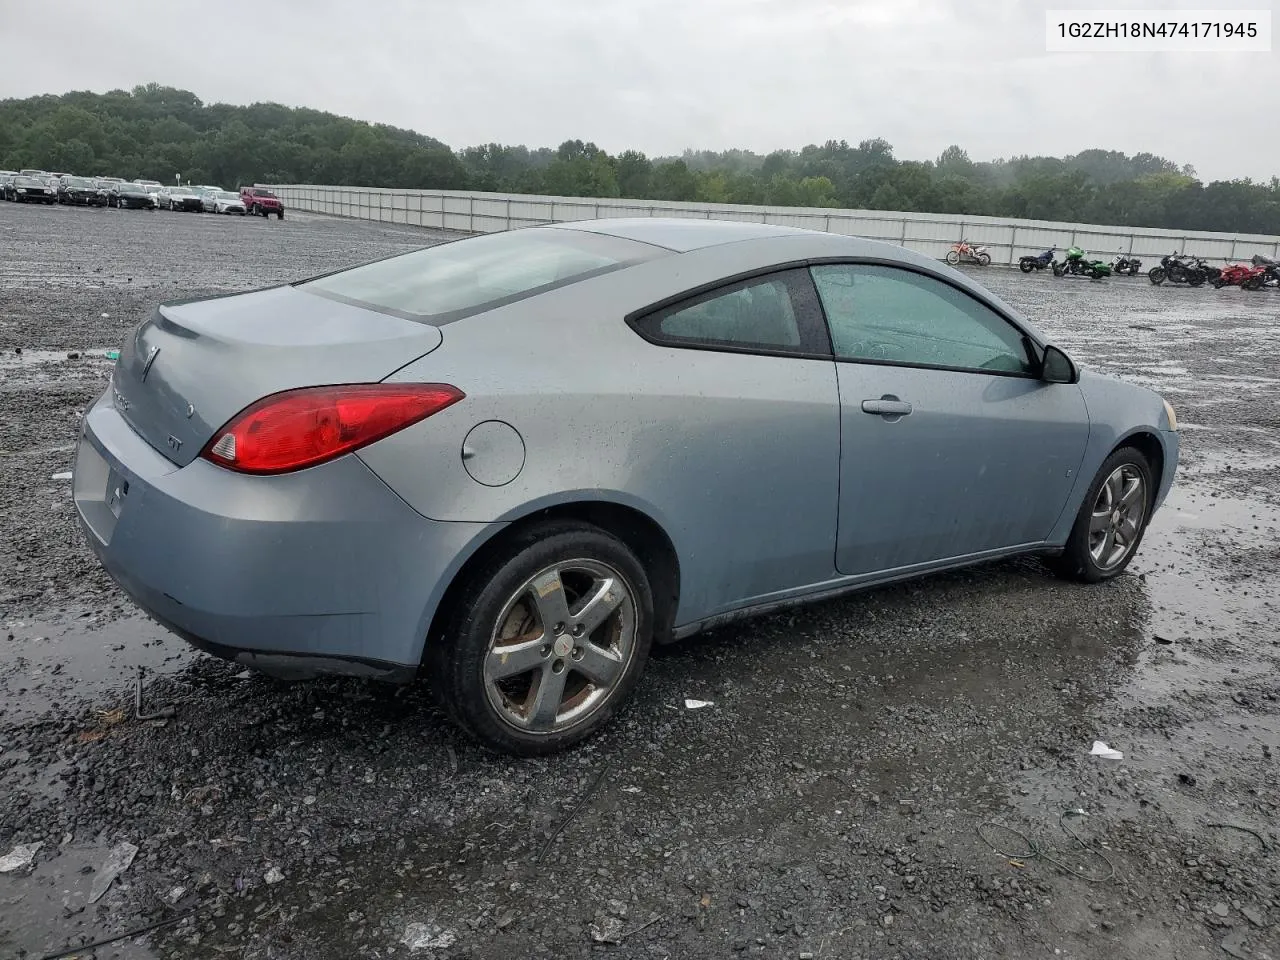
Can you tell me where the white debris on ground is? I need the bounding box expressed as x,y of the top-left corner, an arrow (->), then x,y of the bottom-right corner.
1090,740 -> 1124,760
401,922 -> 457,951
88,841 -> 139,902
0,842 -> 42,872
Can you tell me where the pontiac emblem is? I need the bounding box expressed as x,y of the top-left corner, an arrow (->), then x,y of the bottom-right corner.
141,346 -> 161,382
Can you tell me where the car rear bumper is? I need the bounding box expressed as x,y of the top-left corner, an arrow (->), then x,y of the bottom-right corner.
73,388 -> 500,680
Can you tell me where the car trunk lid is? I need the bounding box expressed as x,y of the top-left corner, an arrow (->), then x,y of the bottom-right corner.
110,284 -> 443,467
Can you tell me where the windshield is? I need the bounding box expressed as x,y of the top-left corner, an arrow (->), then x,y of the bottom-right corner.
119,183 -> 143,191
303,227 -> 665,325
171,187 -> 193,195
64,177 -> 91,187
217,191 -> 240,200
253,189 -> 276,197
16,177 -> 42,187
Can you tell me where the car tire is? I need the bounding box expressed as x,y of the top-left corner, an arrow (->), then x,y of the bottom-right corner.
428,521 -> 655,756
1047,447 -> 1154,584
277,211 -> 284,220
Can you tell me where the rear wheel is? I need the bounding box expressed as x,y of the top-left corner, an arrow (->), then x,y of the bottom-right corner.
977,252 -> 991,266
1048,447 -> 1153,583
276,210 -> 284,219
428,522 -> 655,755
1053,262 -> 1065,277
1019,259 -> 1034,273
1243,276 -> 1263,291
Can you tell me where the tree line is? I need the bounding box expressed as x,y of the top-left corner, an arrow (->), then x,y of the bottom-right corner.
3,84 -> 1279,235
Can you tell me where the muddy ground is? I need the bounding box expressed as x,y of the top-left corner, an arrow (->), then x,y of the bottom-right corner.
0,201 -> 1277,960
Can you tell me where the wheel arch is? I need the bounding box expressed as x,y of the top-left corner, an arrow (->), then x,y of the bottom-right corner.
1112,428 -> 1167,511
418,496 -> 682,668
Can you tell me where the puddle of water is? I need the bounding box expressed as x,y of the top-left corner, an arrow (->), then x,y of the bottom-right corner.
1,612 -> 194,724
0,843 -> 163,960
1102,480 -> 1280,708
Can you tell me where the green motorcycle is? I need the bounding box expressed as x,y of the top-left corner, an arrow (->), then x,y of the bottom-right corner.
1052,246 -> 1112,280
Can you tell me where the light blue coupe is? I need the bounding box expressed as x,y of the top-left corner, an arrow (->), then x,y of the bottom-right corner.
74,218 -> 1179,754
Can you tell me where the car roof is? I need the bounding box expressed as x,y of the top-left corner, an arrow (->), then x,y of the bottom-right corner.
549,216 -> 819,252
527,218 -> 1049,346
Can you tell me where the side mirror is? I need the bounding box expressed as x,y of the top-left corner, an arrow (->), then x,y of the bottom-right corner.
1040,344 -> 1077,384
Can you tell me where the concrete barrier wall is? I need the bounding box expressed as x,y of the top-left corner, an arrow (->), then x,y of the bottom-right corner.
258,184 -> 1280,266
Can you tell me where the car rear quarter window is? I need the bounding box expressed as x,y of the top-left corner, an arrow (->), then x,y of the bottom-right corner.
811,264 -> 1034,375
631,268 -> 830,357
301,228 -> 667,325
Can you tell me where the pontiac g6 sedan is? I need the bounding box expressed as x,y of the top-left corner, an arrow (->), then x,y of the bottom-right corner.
74,218 -> 1179,755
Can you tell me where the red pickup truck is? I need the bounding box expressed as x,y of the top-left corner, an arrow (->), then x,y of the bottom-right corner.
240,187 -> 285,219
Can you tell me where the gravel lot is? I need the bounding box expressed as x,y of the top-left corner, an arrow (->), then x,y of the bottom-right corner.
1,201 -> 1277,960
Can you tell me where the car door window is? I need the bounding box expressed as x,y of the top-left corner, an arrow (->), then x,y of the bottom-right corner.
634,269 -> 824,355
811,264 -> 1034,374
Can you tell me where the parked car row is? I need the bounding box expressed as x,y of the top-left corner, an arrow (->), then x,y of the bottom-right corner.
0,169 -> 285,218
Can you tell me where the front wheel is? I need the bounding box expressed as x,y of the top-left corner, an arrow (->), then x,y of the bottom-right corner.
276,210 -> 284,220
428,521 -> 655,756
1148,267 -> 1166,285
1052,262 -> 1065,277
1048,448 -> 1153,583
945,251 -> 960,265
1243,276 -> 1263,291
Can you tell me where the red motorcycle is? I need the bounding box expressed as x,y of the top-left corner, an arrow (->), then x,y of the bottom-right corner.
1213,263 -> 1266,290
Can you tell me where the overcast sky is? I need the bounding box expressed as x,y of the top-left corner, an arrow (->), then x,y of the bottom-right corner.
1,0 -> 1275,181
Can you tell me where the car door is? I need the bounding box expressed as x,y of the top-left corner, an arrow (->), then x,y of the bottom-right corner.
810,262 -> 1090,577
627,267 -> 842,613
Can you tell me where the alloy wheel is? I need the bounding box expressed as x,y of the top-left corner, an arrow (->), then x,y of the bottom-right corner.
483,559 -> 637,734
1088,464 -> 1147,571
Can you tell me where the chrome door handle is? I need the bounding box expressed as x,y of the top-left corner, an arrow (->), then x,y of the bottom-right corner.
861,397 -> 912,417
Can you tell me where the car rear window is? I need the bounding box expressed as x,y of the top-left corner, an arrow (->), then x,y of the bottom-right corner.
301,227 -> 668,325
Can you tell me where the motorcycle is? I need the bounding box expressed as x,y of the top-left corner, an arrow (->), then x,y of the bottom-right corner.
1018,247 -> 1056,273
1052,246 -> 1111,279
945,239 -> 992,267
1193,257 -> 1222,286
1110,253 -> 1142,276
1251,254 -> 1280,289
1213,262 -> 1266,290
1148,251 -> 1206,287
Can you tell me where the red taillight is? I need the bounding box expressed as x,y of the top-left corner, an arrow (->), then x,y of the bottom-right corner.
200,383 -> 463,474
